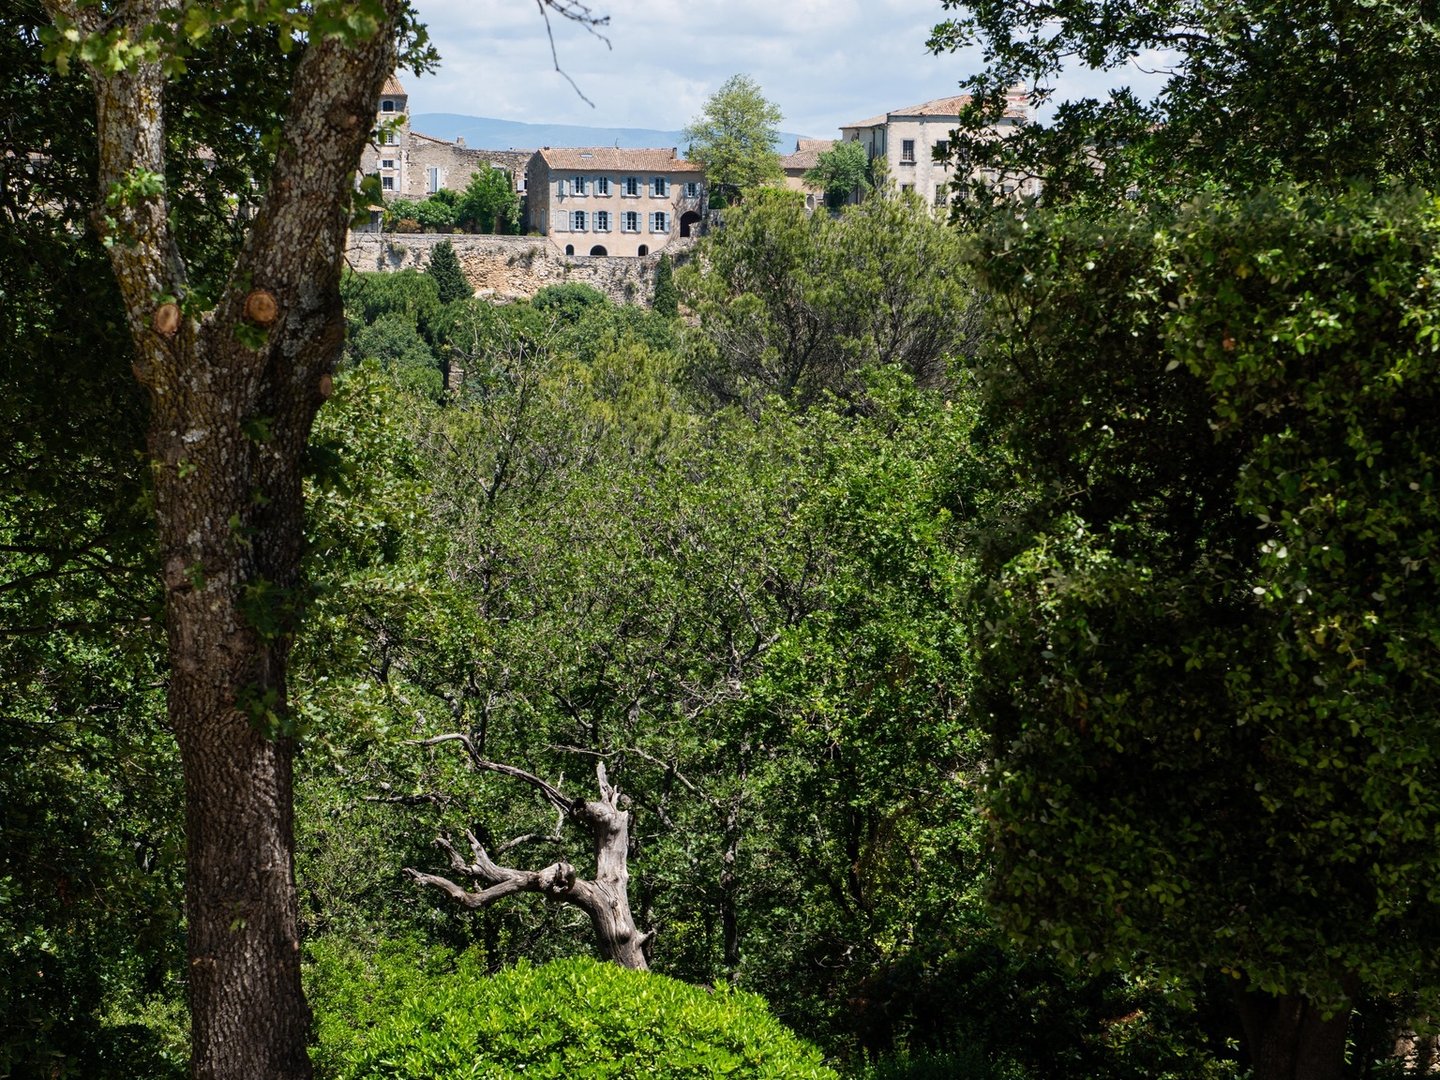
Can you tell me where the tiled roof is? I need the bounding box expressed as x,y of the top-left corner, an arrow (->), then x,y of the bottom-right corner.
841,91 -> 1027,129
536,147 -> 704,173
781,138 -> 836,171
380,74 -> 407,96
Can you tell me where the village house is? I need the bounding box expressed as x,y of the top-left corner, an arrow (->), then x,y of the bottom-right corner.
365,75 -> 530,205
525,147 -> 705,258
839,91 -> 1036,207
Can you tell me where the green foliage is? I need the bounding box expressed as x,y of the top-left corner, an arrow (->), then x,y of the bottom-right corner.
457,166 -> 520,234
929,0 -> 1440,213
311,952 -> 837,1079
683,73 -> 784,200
964,186 -> 1440,1015
426,240 -> 470,304
680,186 -> 981,409
652,252 -> 679,317
390,196 -> 456,233
804,140 -> 872,208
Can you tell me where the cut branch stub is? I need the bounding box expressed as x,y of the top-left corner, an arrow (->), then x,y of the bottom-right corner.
243,288 -> 279,326
152,302 -> 181,336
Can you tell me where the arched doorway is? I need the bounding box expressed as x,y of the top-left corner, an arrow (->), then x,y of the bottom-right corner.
564,243 -> 575,256
637,244 -> 649,256
589,245 -> 607,256
680,210 -> 702,237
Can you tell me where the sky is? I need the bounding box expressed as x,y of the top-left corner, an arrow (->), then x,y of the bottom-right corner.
402,0 -> 1171,139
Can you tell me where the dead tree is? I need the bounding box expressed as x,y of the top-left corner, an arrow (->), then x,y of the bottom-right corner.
404,734 -> 651,970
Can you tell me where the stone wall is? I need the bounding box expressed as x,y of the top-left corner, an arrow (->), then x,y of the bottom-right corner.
346,232 -> 692,307
398,137 -> 532,201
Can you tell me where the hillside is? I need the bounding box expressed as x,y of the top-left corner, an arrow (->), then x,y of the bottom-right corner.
410,112 -> 812,153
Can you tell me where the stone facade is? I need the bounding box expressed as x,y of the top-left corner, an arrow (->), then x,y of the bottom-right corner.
839,92 -> 1037,207
526,147 -> 706,258
346,231 -> 692,307
362,75 -> 530,210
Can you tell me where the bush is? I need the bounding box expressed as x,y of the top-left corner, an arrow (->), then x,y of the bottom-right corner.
312,952 -> 837,1079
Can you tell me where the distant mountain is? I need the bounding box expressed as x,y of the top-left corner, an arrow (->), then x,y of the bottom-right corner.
410,113 -> 813,154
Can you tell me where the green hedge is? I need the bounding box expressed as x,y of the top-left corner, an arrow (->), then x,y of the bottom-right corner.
312,949 -> 837,1079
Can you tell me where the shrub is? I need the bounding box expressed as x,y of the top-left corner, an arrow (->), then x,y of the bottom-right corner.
313,952 -> 837,1079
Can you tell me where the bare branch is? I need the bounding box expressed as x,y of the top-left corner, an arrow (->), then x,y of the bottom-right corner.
534,0 -> 612,108
413,733 -> 573,811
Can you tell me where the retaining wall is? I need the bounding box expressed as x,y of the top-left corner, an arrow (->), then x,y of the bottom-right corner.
346,232 -> 691,307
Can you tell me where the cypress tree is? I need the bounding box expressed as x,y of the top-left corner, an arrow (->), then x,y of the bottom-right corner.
428,240 -> 470,304
652,253 -> 678,317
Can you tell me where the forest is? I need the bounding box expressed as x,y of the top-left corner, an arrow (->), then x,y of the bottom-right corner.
4,2 -> 1440,1080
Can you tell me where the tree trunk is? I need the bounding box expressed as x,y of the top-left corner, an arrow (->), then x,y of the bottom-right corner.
44,1 -> 400,1073
1235,989 -> 1352,1080
569,785 -> 649,969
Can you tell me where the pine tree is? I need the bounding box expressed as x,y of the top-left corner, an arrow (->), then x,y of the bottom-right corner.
428,240 -> 470,304
652,253 -> 678,317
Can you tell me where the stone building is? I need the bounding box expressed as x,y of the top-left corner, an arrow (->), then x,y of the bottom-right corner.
362,75 -> 530,205
525,147 -> 705,258
839,91 -> 1035,207
779,138 -> 836,210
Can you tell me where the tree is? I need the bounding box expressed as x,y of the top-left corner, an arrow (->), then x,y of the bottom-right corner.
31,1 -> 423,1074
682,73 -> 783,202
963,188 -> 1440,1080
679,186 -> 982,410
457,166 -> 520,233
928,0 -> 1440,213
427,239 -> 470,303
804,139 -> 871,208
651,252 -> 678,316
405,743 -> 651,970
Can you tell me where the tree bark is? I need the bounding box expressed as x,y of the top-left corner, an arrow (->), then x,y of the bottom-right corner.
406,745 -> 651,969
1235,989 -> 1352,1080
43,2 -> 399,1075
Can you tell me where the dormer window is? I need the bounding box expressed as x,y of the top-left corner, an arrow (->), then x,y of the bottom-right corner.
381,100 -> 396,113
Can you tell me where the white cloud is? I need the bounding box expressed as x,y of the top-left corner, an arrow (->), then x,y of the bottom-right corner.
403,0 -> 1170,138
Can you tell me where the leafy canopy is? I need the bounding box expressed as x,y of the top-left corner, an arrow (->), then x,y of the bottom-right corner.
457,166 -> 520,233
929,0 -> 1440,212
965,186 -> 1440,1013
804,139 -> 871,208
682,73 -> 783,199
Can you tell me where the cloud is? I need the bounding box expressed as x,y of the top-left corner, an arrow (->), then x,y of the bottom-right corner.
404,0 -> 1168,139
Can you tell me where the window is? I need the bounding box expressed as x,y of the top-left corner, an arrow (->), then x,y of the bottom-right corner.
623,210 -> 640,232
558,178 -> 567,196
565,244 -> 575,256
571,210 -> 587,231
650,211 -> 670,233
685,181 -> 702,198
426,166 -> 440,194
595,210 -> 611,232
623,176 -> 641,197
381,100 -> 396,113
901,183 -> 915,194
573,175 -> 588,196
381,176 -> 394,191
380,159 -> 395,170
901,139 -> 916,163
595,176 -> 611,196
637,244 -> 648,256
934,140 -> 949,158
651,177 -> 669,197
934,185 -> 947,205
